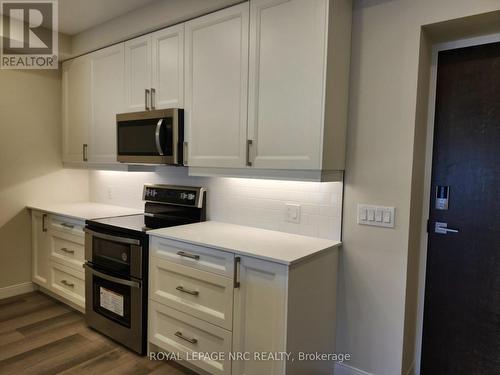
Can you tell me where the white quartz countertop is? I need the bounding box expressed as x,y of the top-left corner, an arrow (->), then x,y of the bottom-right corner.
148,221 -> 341,265
27,202 -> 142,221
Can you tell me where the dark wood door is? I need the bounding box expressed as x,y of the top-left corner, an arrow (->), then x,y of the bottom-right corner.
421,42 -> 500,374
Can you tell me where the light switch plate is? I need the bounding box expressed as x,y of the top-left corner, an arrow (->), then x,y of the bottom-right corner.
358,204 -> 395,228
286,203 -> 301,223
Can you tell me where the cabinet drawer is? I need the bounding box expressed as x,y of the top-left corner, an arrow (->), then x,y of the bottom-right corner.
49,216 -> 85,239
151,237 -> 234,277
149,301 -> 232,375
50,262 -> 85,308
50,231 -> 85,270
150,257 -> 233,330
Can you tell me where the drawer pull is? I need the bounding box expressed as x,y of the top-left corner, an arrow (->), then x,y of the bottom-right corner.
177,251 -> 200,261
61,223 -> 75,229
60,247 -> 75,254
234,257 -> 241,288
176,286 -> 199,296
61,280 -> 74,288
174,331 -> 198,344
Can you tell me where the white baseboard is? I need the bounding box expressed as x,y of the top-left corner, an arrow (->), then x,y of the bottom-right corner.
0,282 -> 35,299
335,362 -> 374,375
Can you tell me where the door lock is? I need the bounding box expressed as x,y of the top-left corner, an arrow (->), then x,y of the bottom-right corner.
435,222 -> 459,235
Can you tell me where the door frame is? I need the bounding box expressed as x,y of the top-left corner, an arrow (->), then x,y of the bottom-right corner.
414,31 -> 500,374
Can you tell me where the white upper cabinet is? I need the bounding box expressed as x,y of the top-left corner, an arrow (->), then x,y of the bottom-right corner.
124,35 -> 152,111
151,24 -> 184,109
187,0 -> 352,180
125,24 -> 184,112
89,44 -> 125,163
63,44 -> 125,166
184,3 -> 250,168
62,55 -> 91,163
248,0 -> 328,170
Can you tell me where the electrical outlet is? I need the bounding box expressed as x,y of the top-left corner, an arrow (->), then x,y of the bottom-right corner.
286,203 -> 301,223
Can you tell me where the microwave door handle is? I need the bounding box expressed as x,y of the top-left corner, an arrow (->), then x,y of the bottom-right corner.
155,119 -> 164,156
83,264 -> 141,288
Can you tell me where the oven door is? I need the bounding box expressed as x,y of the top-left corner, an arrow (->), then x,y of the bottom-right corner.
84,264 -> 145,354
84,229 -> 143,279
116,109 -> 182,164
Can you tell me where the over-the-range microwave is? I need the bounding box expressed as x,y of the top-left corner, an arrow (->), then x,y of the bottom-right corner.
116,109 -> 183,165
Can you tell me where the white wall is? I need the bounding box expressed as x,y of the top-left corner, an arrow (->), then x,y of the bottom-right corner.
0,68 -> 89,289
89,168 -> 343,241
341,1 -> 500,375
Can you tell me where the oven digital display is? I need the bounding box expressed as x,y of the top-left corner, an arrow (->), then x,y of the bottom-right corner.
100,287 -> 124,317
144,187 -> 198,206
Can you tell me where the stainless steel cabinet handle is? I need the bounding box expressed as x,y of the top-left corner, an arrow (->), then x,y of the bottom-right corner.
246,140 -> 253,167
83,264 -> 141,288
83,144 -> 88,162
151,88 -> 156,110
60,247 -> 75,254
175,331 -> 198,344
183,142 -> 188,166
145,89 -> 150,110
176,286 -> 199,296
155,119 -> 164,156
176,251 -> 200,260
234,257 -> 241,288
61,222 -> 74,229
42,214 -> 47,232
61,280 -> 74,288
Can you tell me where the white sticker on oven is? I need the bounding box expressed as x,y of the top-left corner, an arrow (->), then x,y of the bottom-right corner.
100,287 -> 124,317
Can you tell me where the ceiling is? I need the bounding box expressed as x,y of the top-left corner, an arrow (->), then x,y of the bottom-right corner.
58,0 -> 157,35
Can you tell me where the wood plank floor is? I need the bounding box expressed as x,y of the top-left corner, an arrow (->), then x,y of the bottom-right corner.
0,292 -> 197,375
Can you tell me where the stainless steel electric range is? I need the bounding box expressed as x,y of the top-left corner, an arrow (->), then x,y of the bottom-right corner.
83,184 -> 206,355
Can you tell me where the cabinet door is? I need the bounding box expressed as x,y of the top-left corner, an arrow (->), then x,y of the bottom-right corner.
233,257 -> 288,375
62,56 -> 91,163
185,3 -> 249,167
248,0 -> 328,169
124,34 -> 152,111
32,211 -> 50,287
151,24 -> 184,109
89,44 -> 125,163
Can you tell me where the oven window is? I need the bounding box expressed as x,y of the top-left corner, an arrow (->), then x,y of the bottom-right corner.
117,117 -> 173,156
92,237 -> 131,275
93,275 -> 131,328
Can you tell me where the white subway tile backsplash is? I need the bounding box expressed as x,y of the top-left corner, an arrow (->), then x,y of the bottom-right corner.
89,169 -> 343,241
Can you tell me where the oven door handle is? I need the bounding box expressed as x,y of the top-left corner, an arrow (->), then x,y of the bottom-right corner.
84,228 -> 141,246
83,264 -> 141,288
155,119 -> 164,156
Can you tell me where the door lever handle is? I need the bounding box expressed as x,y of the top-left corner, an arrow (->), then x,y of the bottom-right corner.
435,222 -> 459,234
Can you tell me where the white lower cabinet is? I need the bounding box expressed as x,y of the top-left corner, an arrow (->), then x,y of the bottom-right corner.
50,262 -> 85,307
150,256 -> 234,330
232,257 -> 288,375
150,301 -> 233,375
148,237 -> 338,375
31,209 -> 86,311
32,211 -> 50,287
